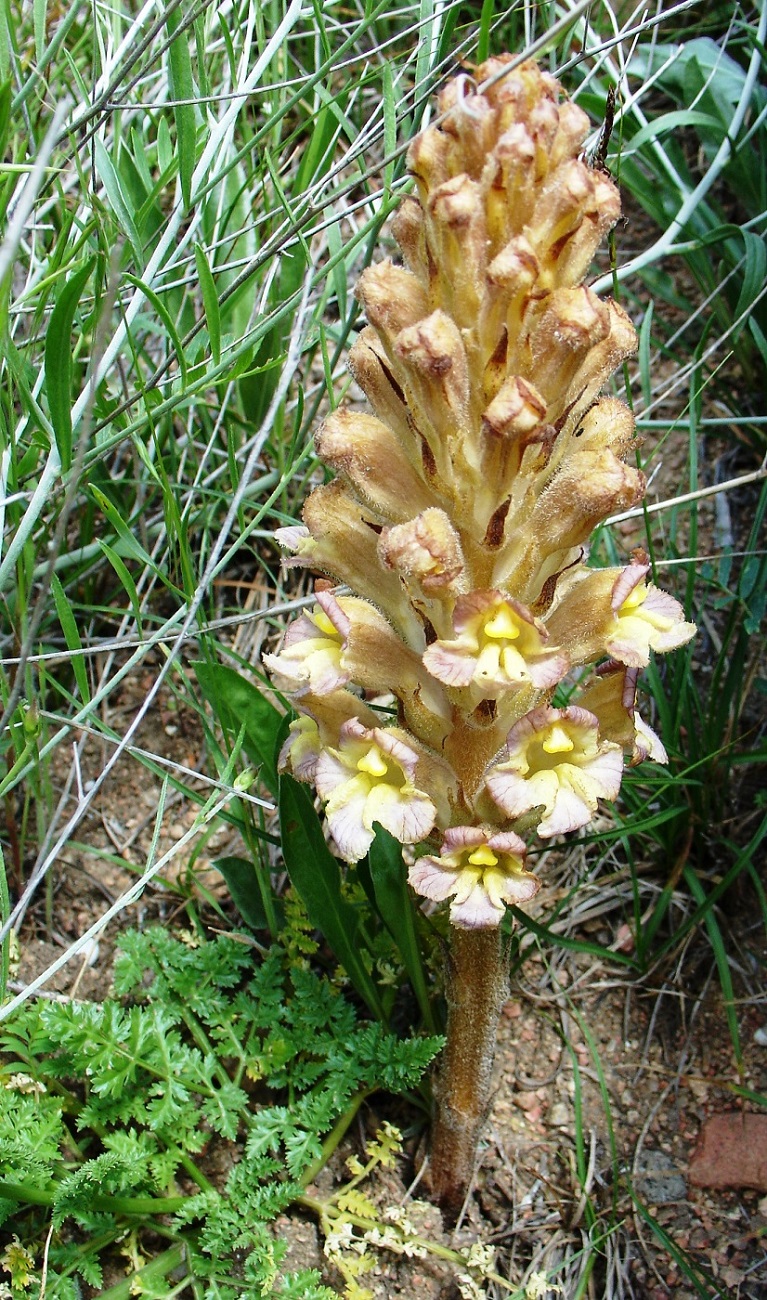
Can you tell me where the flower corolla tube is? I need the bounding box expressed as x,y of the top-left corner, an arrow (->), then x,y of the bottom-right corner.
265,56 -> 696,930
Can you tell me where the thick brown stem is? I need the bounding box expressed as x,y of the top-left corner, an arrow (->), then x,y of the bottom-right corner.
429,926 -> 508,1220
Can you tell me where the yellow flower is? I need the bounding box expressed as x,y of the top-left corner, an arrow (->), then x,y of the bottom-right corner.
315,719 -> 437,863
410,827 -> 537,928
485,705 -> 623,837
423,590 -> 568,696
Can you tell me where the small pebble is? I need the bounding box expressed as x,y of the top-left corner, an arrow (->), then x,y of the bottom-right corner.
80,938 -> 99,967
754,1026 -> 767,1047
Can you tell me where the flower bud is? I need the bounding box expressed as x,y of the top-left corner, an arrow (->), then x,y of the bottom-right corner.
316,409 -> 435,522
379,509 -> 466,602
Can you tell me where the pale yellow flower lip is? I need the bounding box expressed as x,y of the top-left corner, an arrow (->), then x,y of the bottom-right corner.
545,559 -> 697,670
423,589 -> 568,697
608,563 -> 697,667
314,719 -> 437,863
485,705 -> 623,837
264,592 -> 350,697
409,826 -> 538,929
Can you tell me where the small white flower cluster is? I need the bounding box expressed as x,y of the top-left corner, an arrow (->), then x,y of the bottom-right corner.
525,1270 -> 564,1299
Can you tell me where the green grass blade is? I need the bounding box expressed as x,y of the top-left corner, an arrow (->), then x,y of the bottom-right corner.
166,4 -> 196,209
96,539 -> 143,633
33,0 -> 45,63
683,865 -> 742,1075
50,574 -> 89,705
43,259 -> 93,472
194,243 -> 221,365
93,138 -> 143,267
630,1194 -> 717,1297
124,273 -> 188,389
88,485 -> 176,589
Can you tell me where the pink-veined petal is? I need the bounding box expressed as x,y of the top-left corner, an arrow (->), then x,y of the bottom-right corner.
450,881 -> 507,928
364,781 -> 436,844
408,857 -> 461,902
409,825 -> 537,928
324,775 -> 375,862
536,785 -> 592,837
314,744 -> 364,800
422,641 -> 480,687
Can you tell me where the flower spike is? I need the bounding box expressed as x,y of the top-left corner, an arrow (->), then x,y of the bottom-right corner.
262,54 -> 697,1220
264,55 -> 695,922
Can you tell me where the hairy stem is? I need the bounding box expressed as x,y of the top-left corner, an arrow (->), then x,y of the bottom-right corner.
429,926 -> 508,1220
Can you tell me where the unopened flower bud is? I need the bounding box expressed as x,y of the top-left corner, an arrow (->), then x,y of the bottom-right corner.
316,409 -> 435,523
379,508 -> 466,599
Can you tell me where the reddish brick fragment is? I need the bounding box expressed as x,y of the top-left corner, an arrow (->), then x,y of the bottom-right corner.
689,1113 -> 767,1190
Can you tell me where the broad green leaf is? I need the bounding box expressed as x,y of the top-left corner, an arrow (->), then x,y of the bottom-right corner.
194,244 -> 221,365
166,6 -> 196,209
44,259 -> 93,472
368,827 -> 435,1030
279,775 -> 384,1019
193,662 -> 283,797
213,856 -> 283,932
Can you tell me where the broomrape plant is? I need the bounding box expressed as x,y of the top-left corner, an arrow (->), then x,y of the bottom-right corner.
265,56 -> 696,1216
